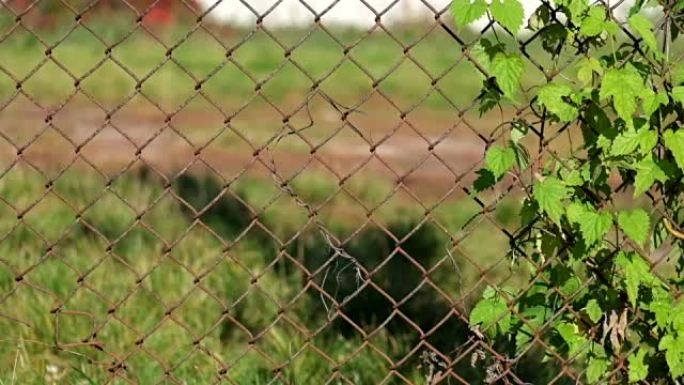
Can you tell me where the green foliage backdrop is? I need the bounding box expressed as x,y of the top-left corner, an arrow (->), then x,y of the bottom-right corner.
456,0 -> 684,382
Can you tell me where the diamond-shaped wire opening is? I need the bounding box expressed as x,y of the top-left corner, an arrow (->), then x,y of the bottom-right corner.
259,190 -> 312,236
225,347 -> 277,383
378,61 -> 436,110
349,31 -> 405,80
21,124 -> 77,172
229,95 -> 285,146
81,186 -> 138,236
144,256 -> 197,305
168,348 -> 225,384
1,277 -> 58,332
399,153 -> 458,206
289,163 -> 339,205
0,162 -> 49,207
121,349 -> 170,384
318,55 -> 376,107
0,94 -> 47,148
21,59 -> 77,106
0,25 -> 46,79
231,28 -> 285,77
139,59 -> 197,110
335,339 -> 394,384
169,26 -> 227,79
51,25 -> 108,78
81,250 -> 140,300
288,27 -> 344,79
139,317 -> 199,368
200,59 -> 258,112
174,285 -> 228,332
52,92 -> 110,143
170,94 -> 225,147
139,126 -> 198,172
78,57 -> 137,107
109,26 -> 167,78
78,0 -> 139,44
23,190 -> 77,243
10,2 -> 77,45
112,223 -> 167,269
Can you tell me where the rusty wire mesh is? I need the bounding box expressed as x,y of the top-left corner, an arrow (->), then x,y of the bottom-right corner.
0,0 -> 667,384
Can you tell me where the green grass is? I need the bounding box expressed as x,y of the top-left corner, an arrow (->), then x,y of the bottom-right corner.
0,164 -> 528,384
0,13 -> 551,383
0,13 -> 552,111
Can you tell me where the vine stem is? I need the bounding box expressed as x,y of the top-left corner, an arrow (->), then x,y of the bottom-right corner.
664,218 -> 684,240
663,0 -> 672,64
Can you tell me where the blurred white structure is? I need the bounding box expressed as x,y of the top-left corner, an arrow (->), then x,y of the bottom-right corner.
198,0 -> 647,32
198,0 -> 538,29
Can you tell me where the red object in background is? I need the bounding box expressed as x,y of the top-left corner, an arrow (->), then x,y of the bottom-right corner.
144,0 -> 200,25
11,0 -> 31,11
146,0 -> 174,25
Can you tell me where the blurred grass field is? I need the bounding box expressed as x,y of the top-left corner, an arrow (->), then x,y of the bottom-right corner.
0,10 -> 572,384
0,11 -> 560,112
0,15 -> 473,108
0,166 -> 528,384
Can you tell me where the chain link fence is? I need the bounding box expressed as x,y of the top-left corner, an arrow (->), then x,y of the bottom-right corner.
0,0 -> 668,384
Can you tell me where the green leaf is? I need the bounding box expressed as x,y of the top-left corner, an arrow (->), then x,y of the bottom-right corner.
556,322 -> 588,357
628,348 -> 649,382
585,299 -> 603,323
469,287 -> 511,336
560,163 -> 590,186
599,66 -> 644,121
611,129 -> 641,156
675,65 -> 684,85
673,86 -> 684,104
567,203 -> 612,246
472,169 -> 497,193
618,209 -> 650,246
664,130 -> 684,170
637,126 -> 658,155
566,201 -> 590,224
649,287 -> 673,329
634,156 -> 668,197
485,145 -> 516,178
471,42 -> 493,72
579,6 -> 608,37
564,0 -> 589,22
611,124 -> 656,156
520,198 -> 538,226
452,0 -> 487,29
510,140 -> 530,169
491,0 -> 525,33
533,176 -> 570,226
515,306 -> 547,353
510,121 -> 528,143
642,89 -> 668,116
616,251 -> 657,307
491,53 -> 525,100
669,300 -> 684,332
563,170 -> 584,186
587,355 -> 609,383
628,0 -> 646,16
537,83 -> 578,122
578,208 -> 612,246
577,57 -> 603,85
659,334 -> 684,378
629,14 -> 662,59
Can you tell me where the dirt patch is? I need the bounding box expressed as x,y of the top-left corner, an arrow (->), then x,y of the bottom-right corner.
0,98 -> 497,198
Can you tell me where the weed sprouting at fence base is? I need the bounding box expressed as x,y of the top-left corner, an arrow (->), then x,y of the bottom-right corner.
0,0 -> 683,383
